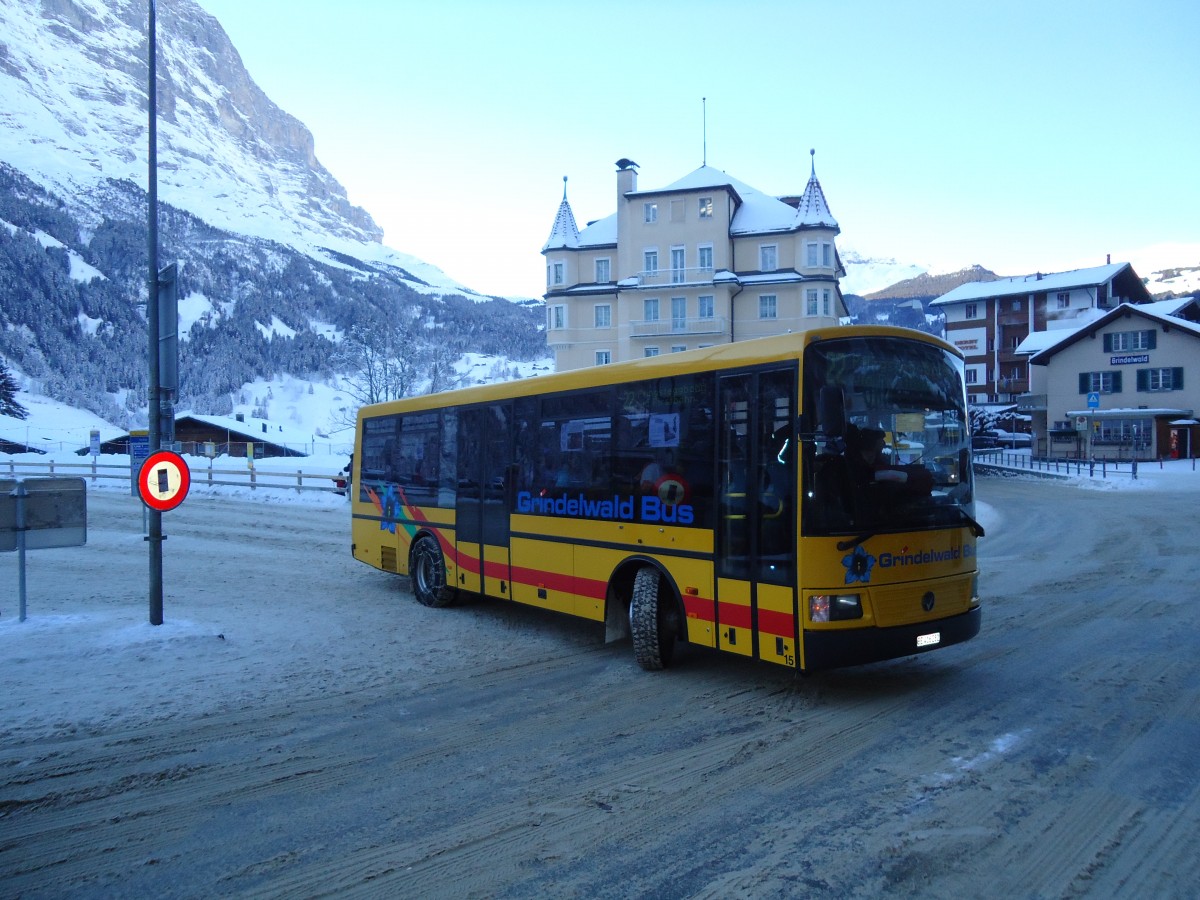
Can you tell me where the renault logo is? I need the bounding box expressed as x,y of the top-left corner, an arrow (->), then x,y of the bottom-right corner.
922,591 -> 936,612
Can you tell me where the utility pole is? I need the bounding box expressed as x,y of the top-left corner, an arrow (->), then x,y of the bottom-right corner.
147,0 -> 163,625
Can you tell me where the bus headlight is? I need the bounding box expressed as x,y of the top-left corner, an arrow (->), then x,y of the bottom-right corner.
810,593 -> 863,622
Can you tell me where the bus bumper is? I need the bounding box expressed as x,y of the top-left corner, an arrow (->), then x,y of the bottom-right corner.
801,606 -> 981,673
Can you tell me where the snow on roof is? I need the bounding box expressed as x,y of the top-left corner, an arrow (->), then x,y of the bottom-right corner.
793,168 -> 839,229
1029,303 -> 1200,364
1063,407 -> 1194,418
1015,329 -> 1076,355
730,190 -> 802,236
736,271 -> 806,285
577,212 -> 617,248
644,165 -> 756,198
1140,297 -> 1197,317
176,412 -> 319,451
542,179 -> 580,251
0,392 -> 124,453
572,164 -> 839,248
931,263 -> 1129,305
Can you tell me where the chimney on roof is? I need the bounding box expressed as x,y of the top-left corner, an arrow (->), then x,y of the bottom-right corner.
1107,253 -> 1111,264
616,157 -> 638,203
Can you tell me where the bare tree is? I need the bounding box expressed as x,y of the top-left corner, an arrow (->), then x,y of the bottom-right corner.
330,317 -> 427,428
425,340 -> 467,395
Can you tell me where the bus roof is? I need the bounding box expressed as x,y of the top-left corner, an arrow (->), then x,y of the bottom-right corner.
360,325 -> 960,418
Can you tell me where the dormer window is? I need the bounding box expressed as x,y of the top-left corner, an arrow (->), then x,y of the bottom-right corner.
760,244 -> 777,272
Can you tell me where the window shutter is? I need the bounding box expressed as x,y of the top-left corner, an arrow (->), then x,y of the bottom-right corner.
1136,369 -> 1148,391
1147,330 -> 1157,349
1079,373 -> 1089,394
1112,371 -> 1122,393
1103,333 -> 1113,352
1173,367 -> 1184,389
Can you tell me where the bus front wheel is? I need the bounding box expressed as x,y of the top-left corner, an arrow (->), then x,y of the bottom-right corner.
410,535 -> 455,608
630,566 -> 678,671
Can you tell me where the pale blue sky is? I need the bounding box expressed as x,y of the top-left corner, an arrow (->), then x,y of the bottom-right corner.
194,0 -> 1199,298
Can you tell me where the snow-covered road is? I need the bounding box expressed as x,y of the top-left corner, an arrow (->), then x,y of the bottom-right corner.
1,477 -> 1198,896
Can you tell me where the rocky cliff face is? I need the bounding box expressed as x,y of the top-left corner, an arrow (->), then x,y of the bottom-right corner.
0,0 -> 383,253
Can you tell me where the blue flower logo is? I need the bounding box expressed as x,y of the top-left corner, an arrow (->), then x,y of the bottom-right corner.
842,545 -> 876,584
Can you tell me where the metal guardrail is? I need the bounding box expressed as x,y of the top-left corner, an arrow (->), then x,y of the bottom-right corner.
974,450 -> 1197,480
0,459 -> 344,493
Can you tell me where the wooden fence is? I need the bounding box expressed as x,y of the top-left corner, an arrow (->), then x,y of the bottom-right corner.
1,459 -> 344,494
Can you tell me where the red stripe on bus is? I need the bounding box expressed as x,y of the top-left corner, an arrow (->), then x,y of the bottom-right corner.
509,566 -> 610,600
718,602 -> 753,629
454,547 -> 481,575
683,595 -> 715,622
757,608 -> 795,638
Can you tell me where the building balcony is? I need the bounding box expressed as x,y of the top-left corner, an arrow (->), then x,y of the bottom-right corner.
996,377 -> 1029,395
630,316 -> 729,338
1016,393 -> 1047,412
631,267 -> 716,288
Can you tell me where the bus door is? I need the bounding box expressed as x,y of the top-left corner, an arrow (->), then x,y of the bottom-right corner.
456,404 -> 513,599
716,368 -> 798,667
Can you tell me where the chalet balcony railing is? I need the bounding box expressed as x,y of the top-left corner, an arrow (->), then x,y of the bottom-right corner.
630,316 -> 728,338
634,266 -> 715,287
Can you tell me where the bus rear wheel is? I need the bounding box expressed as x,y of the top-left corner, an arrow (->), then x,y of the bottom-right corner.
410,535 -> 455,608
630,566 -> 678,671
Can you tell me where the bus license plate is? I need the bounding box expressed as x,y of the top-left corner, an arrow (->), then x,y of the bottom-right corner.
916,632 -> 941,648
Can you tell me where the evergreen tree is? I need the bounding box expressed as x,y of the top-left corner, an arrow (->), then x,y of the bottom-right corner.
0,360 -> 28,419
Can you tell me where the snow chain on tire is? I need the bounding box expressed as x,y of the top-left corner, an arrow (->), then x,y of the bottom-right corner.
631,566 -> 677,671
410,535 -> 455,608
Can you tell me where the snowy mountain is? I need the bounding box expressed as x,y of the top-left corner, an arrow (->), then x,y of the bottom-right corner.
838,248 -> 927,297
1143,262 -> 1200,298
0,0 -> 546,431
0,0 -> 475,293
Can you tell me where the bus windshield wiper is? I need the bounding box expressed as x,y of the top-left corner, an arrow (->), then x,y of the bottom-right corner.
836,533 -> 875,552
954,508 -> 986,538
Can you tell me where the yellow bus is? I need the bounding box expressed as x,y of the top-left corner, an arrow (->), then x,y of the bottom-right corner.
351,326 -> 983,672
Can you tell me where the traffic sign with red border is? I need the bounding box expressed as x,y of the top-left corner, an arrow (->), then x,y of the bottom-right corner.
138,450 -> 191,511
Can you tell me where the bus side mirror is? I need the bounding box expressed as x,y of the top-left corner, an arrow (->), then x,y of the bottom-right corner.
818,386 -> 846,438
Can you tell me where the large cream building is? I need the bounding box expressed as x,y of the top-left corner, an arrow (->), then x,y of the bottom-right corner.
542,157 -> 846,371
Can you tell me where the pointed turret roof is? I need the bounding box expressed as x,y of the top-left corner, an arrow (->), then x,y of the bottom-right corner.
794,150 -> 839,232
542,176 -> 580,251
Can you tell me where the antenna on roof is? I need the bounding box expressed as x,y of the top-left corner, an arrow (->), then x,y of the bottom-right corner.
702,97 -> 707,167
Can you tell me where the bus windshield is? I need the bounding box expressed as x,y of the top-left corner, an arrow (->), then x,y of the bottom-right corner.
802,336 -> 974,537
